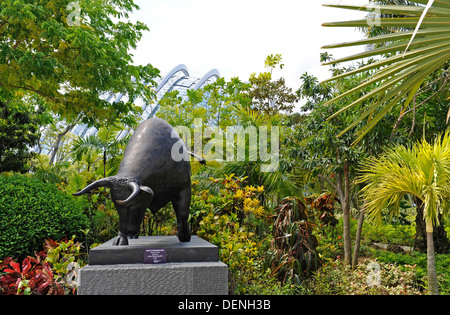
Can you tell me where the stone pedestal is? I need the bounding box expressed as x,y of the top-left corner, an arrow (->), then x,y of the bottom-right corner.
77,236 -> 228,295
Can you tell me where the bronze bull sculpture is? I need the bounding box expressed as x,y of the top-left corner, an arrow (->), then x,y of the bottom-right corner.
73,118 -> 204,245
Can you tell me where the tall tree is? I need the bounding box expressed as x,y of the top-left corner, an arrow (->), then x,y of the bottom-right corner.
155,56 -> 301,202
292,57 -> 399,265
71,123 -> 128,178
0,99 -> 45,172
358,131 -> 450,294
248,54 -> 298,115
0,0 -> 159,127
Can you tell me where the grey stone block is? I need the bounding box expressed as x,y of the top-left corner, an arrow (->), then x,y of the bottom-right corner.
88,236 -> 218,265
77,236 -> 228,295
77,262 -> 228,295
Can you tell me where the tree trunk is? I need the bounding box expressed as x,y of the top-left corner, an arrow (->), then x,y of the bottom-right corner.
343,162 -> 352,265
352,205 -> 365,268
415,197 -> 449,253
426,221 -> 439,295
337,162 -> 352,265
49,123 -> 76,165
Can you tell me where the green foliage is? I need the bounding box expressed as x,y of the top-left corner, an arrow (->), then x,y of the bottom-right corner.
266,197 -> 320,284
0,0 -> 159,127
322,1 -> 450,144
248,73 -> 298,115
70,122 -> 130,178
373,250 -> 450,294
236,267 -> 302,295
358,130 -> 450,227
306,258 -> 422,295
362,221 -> 415,247
198,212 -> 259,284
293,61 -> 396,174
88,201 -> 119,244
140,206 -> 176,237
0,174 -> 89,260
249,54 -> 297,115
0,100 -> 43,173
193,174 -> 268,294
0,237 -> 85,295
191,174 -> 265,232
42,237 -> 85,294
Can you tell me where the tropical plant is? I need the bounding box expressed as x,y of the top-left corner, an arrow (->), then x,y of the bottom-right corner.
357,130 -> 450,294
306,258 -> 421,295
0,0 -> 159,128
292,62 -> 398,266
248,54 -> 298,115
322,0 -> 450,144
0,237 -> 86,295
266,197 -> 320,284
42,237 -> 85,294
70,123 -> 130,178
0,100 -> 44,173
190,174 -> 270,293
0,255 -> 64,295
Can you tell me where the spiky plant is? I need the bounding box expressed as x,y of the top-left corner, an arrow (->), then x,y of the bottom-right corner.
322,0 -> 450,144
357,130 -> 450,294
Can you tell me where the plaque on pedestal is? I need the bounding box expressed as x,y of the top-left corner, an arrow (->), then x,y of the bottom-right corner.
78,236 -> 228,295
88,235 -> 218,265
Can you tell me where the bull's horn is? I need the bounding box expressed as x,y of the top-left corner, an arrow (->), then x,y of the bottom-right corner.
73,178 -> 112,196
116,182 -> 140,205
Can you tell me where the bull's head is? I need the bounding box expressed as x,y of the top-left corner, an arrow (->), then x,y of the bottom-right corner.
73,176 -> 154,246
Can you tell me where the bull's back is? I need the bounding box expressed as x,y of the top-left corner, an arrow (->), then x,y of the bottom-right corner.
118,118 -> 190,187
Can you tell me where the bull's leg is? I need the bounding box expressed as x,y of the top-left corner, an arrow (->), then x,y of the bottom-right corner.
113,232 -> 129,246
172,187 -> 191,242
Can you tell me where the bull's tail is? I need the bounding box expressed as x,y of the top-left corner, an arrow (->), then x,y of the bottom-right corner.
187,151 -> 206,165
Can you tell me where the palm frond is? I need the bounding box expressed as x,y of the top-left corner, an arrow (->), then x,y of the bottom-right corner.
70,135 -> 102,161
322,1 -> 450,144
358,130 -> 450,226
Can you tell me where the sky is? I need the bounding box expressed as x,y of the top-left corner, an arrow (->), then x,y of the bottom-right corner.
129,0 -> 369,92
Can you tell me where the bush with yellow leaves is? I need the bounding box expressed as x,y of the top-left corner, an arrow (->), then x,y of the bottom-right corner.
192,174 -> 269,293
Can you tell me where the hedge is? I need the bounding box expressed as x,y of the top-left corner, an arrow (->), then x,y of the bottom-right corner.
0,174 -> 89,260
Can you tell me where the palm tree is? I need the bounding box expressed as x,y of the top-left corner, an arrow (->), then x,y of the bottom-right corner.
322,0 -> 450,144
211,103 -> 301,205
357,130 -> 450,294
71,124 -> 129,178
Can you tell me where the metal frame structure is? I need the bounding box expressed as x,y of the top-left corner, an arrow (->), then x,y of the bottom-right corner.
36,65 -> 220,156
72,65 -> 220,140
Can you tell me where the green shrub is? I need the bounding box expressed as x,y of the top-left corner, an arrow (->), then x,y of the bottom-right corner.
306,258 -> 422,295
362,221 -> 415,247
266,197 -> 320,284
0,174 -> 89,260
236,267 -> 303,295
0,237 -> 86,295
373,250 -> 450,294
194,175 -> 267,294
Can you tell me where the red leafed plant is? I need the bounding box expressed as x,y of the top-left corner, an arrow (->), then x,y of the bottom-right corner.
0,252 -> 64,295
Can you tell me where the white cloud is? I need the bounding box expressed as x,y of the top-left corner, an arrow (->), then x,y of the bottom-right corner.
129,0 -> 370,91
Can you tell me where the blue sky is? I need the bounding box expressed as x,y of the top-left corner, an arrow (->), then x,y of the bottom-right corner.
129,0 -> 368,91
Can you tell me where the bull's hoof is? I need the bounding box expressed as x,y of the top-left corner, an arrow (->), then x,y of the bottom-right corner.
113,235 -> 129,246
177,229 -> 191,242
